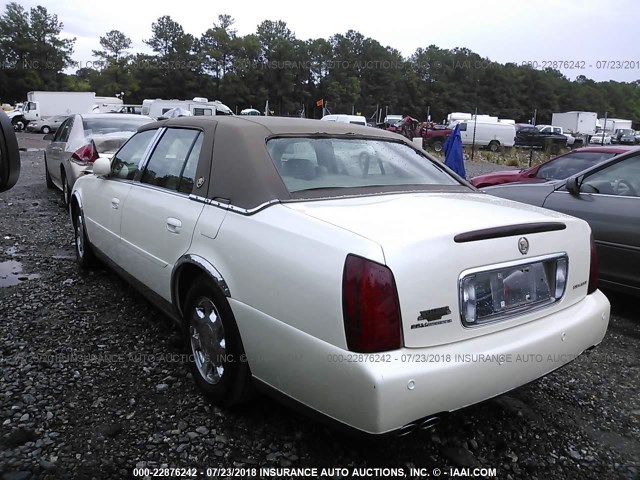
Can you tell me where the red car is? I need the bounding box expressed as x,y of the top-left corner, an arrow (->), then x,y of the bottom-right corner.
470,146 -> 633,188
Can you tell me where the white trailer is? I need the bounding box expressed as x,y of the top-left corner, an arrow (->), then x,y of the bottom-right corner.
93,96 -> 123,113
551,111 -> 598,135
146,97 -> 233,119
447,112 -> 499,124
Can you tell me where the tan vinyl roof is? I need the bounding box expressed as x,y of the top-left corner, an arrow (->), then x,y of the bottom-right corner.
137,116 -> 421,210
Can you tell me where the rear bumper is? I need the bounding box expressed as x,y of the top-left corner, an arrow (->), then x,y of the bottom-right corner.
233,290 -> 609,435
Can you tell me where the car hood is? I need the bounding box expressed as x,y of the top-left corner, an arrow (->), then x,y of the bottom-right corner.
470,169 -> 529,187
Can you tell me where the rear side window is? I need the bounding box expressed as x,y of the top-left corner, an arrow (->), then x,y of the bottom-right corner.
141,128 -> 202,192
54,117 -> 74,142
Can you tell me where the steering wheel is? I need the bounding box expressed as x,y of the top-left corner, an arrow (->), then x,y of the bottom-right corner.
614,179 -> 637,196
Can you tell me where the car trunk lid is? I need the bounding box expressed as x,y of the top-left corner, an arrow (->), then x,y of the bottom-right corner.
285,192 -> 592,348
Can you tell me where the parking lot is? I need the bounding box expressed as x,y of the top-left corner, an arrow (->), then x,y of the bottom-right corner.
1,133 -> 638,480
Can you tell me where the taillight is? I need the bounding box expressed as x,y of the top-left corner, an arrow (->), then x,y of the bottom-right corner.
71,142 -> 99,164
342,254 -> 402,353
587,233 -> 598,294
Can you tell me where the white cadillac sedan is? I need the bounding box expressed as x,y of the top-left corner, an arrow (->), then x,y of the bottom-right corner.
70,116 -> 610,435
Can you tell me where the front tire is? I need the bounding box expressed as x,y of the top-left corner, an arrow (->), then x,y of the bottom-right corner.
184,277 -> 252,407
12,118 -> 25,131
431,140 -> 444,153
488,141 -> 500,152
73,204 -> 97,270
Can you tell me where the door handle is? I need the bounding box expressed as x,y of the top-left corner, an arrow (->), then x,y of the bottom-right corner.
166,217 -> 182,233
111,198 -> 120,209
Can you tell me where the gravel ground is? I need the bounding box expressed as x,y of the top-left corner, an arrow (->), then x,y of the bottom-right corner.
1,134 -> 638,480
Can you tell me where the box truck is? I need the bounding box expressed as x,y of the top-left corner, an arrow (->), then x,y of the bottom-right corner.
596,118 -> 632,133
551,112 -> 598,135
9,91 -> 97,130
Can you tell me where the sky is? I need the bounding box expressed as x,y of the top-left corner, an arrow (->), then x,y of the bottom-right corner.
11,0 -> 640,83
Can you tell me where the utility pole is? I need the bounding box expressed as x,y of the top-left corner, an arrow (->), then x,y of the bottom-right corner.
471,107 -> 478,161
529,108 -> 537,167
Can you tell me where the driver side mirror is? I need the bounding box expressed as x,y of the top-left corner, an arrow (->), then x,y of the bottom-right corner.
566,176 -> 581,195
0,110 -> 20,193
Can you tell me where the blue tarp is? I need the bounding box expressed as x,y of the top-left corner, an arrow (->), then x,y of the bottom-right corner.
443,123 -> 466,179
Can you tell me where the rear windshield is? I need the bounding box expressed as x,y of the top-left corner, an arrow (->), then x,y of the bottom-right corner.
535,151 -> 619,180
266,137 -> 460,193
82,117 -> 152,136
82,117 -> 153,153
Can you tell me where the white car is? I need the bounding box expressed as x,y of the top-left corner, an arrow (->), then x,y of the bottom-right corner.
590,131 -> 613,145
69,117 -> 610,435
44,113 -> 154,205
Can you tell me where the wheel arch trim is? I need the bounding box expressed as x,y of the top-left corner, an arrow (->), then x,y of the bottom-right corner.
172,254 -> 231,317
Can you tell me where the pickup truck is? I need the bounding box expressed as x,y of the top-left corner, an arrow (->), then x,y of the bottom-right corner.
536,125 -> 583,147
515,124 -> 568,154
418,123 -> 453,152
385,119 -> 453,152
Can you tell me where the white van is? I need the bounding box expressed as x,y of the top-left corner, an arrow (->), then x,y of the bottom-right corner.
321,114 -> 367,126
452,120 -> 516,151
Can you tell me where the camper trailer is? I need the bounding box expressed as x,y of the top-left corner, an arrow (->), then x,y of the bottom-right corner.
321,114 -> 367,126
144,97 -> 233,119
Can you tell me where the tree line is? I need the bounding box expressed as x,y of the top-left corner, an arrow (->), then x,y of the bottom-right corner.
1,2 -> 639,125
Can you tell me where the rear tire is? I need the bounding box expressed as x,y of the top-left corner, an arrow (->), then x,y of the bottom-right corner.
183,276 -> 253,407
488,141 -> 500,152
62,172 -> 71,207
44,155 -> 55,189
431,140 -> 444,153
41,126 -> 51,134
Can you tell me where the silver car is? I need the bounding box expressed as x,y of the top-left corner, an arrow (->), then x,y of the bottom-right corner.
44,113 -> 154,204
26,115 -> 68,134
484,147 -> 640,296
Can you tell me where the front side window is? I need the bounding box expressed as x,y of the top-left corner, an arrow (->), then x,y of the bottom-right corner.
141,128 -> 202,192
111,129 -> 158,180
267,137 -> 460,194
581,155 -> 640,197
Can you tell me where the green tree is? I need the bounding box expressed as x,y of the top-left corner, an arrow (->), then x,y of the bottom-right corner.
91,30 -> 135,98
0,2 -> 75,101
141,16 -> 201,99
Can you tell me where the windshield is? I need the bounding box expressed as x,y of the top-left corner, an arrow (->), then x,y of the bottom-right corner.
266,137 -> 460,193
535,151 -> 619,180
